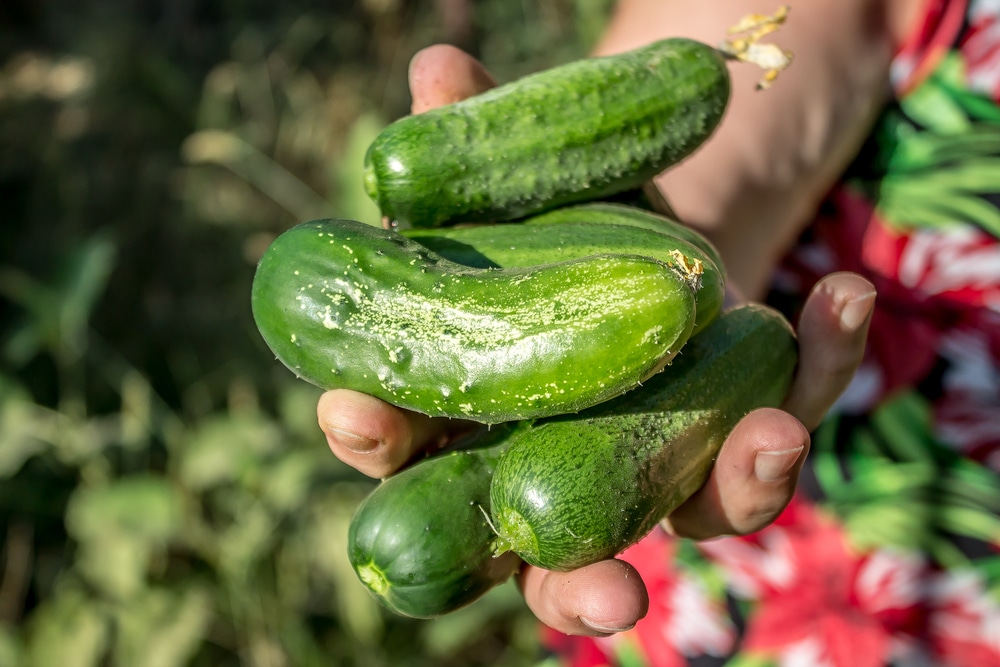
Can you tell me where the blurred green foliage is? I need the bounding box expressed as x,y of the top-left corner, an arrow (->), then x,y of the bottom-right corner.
0,1 -> 613,665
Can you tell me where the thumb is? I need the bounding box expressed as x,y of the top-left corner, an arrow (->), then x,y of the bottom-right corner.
408,44 -> 497,114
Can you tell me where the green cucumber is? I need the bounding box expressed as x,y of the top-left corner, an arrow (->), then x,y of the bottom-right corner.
364,38 -> 730,228
348,426 -> 522,618
489,304 -> 797,571
524,202 -> 726,279
251,218 -> 698,423
404,216 -> 723,336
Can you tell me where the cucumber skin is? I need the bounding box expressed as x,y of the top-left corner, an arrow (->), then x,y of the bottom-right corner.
489,304 -> 798,571
404,217 -> 723,336
347,428 -> 522,619
364,38 -> 730,229
523,202 -> 726,281
251,218 -> 697,423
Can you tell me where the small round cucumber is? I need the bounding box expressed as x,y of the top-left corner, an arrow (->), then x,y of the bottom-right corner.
489,304 -> 798,571
348,426 -> 522,618
364,38 -> 730,228
251,218 -> 698,423
404,213 -> 724,336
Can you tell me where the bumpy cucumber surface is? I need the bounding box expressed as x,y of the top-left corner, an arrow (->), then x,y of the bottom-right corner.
365,38 -> 730,228
348,426 -> 521,618
405,219 -> 722,336
489,304 -> 797,571
251,218 -> 697,423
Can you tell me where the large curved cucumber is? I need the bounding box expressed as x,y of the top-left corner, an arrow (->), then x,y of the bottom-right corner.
251,218 -> 698,423
404,212 -> 724,336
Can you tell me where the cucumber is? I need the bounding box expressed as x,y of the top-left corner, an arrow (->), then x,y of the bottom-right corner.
524,202 -> 726,280
251,218 -> 698,423
489,304 -> 797,571
364,38 -> 730,228
348,426 -> 522,618
403,208 -> 724,336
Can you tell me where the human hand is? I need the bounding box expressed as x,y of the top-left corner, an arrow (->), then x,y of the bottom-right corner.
319,44 -> 876,635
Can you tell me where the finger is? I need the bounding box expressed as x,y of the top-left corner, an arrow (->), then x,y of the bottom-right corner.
316,389 -> 458,478
664,407 -> 810,539
518,559 -> 649,637
783,271 -> 876,431
408,44 -> 497,114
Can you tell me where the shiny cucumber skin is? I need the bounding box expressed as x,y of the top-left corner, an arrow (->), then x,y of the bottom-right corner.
364,38 -> 730,228
347,426 -> 522,618
251,218 -> 697,423
524,202 -> 726,279
404,220 -> 723,336
489,304 -> 797,571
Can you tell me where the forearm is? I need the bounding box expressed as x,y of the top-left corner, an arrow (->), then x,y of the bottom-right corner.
596,0 -> 918,298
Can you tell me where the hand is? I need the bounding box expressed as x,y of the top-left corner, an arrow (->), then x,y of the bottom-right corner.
318,45 -> 876,635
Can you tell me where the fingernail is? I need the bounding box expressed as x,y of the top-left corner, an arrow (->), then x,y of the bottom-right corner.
838,290 -> 876,331
754,446 -> 804,482
327,428 -> 379,454
579,617 -> 635,635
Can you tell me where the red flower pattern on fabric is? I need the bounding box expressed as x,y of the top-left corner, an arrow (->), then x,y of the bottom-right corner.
935,324 -> 1000,464
779,188 -> 947,408
926,568 -> 1000,666
543,531 -> 735,667
963,0 -> 1000,99
602,531 -> 736,667
892,0 -> 968,95
699,498 -> 926,667
540,3 -> 1000,665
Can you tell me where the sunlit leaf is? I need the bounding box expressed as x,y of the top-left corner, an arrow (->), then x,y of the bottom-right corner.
119,370 -> 154,450
74,529 -> 151,600
260,448 -> 327,513
66,476 -> 183,543
215,495 -> 277,578
111,585 -> 212,667
66,476 -> 184,599
178,413 -> 282,491
307,483 -> 383,644
0,377 -> 56,477
422,581 -> 525,657
24,586 -> 109,667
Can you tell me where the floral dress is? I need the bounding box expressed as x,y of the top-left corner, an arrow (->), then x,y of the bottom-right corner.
543,2 -> 1000,665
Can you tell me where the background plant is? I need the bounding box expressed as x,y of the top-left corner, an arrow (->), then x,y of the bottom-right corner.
0,1 -> 613,665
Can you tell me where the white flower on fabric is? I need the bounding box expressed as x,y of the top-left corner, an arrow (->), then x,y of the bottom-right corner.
897,226 -> 1000,304
665,574 -> 736,657
855,549 -> 927,613
927,568 -> 1000,657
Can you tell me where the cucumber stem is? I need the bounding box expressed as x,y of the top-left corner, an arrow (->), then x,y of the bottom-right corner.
717,5 -> 793,90
492,507 -> 539,562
